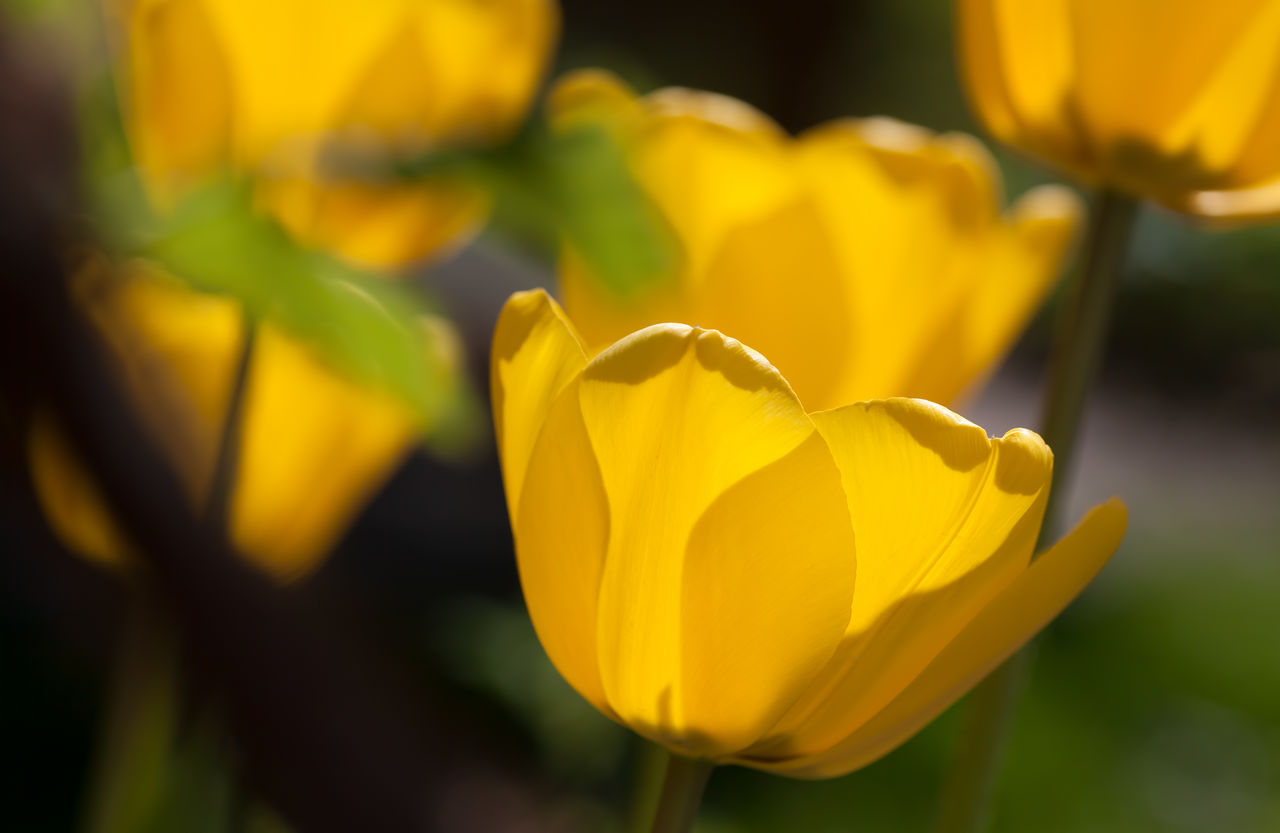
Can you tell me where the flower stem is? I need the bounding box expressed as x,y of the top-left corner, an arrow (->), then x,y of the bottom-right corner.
204,314 -> 257,537
933,189 -> 1138,833
81,598 -> 177,833
81,310 -> 259,833
1036,189 -> 1139,528
648,752 -> 714,833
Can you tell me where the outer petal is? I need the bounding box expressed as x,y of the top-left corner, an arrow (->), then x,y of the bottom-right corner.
1153,2 -> 1280,190
409,0 -> 558,143
899,184 -> 1081,406
74,260 -> 243,506
547,69 -> 647,140
127,0 -> 232,205
956,0 -> 1088,176
749,399 -> 1052,759
574,325 -> 856,757
128,0 -> 556,266
490,289 -> 589,514
1070,0 -> 1279,189
748,499 -> 1127,778
1187,176 -> 1280,221
230,322 -> 426,581
32,262 -> 430,581
28,414 -> 135,568
513,373 -> 613,716
256,177 -> 485,271
796,120 -> 1001,406
191,0 -> 411,163
558,75 -> 801,353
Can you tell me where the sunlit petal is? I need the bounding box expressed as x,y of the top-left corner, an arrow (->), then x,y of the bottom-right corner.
752,398 -> 1052,758
490,288 -> 589,513
749,499 -> 1127,778
575,324 -> 854,756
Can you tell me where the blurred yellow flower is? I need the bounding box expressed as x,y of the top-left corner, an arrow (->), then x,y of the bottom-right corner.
957,0 -> 1280,221
115,0 -> 559,268
549,70 -> 1081,410
491,289 -> 1127,776
29,260 -> 456,581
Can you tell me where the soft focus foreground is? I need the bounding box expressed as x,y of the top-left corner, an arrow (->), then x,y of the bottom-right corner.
1,2 -> 1279,833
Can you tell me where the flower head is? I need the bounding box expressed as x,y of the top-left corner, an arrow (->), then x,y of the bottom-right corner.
491,289 -> 1126,776
116,0 -> 559,267
958,0 -> 1280,221
29,260 -> 456,580
550,70 -> 1081,410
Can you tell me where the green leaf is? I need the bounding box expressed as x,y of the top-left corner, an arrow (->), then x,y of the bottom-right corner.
395,119 -> 676,296
145,182 -> 480,454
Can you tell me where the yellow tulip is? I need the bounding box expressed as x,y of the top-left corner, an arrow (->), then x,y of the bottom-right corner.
550,70 -> 1081,411
491,289 -> 1126,776
29,260 -> 456,581
114,0 -> 559,268
957,0 -> 1280,221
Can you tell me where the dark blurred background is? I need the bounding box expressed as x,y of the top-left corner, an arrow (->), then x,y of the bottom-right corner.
3,1 -> 1279,831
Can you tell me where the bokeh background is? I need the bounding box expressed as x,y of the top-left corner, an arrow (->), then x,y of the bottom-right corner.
3,1 -> 1279,831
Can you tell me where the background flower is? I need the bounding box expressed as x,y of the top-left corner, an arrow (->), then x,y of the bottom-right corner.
551,70 -> 1081,410
28,260 -> 458,580
957,0 -> 1280,221
115,0 -> 559,268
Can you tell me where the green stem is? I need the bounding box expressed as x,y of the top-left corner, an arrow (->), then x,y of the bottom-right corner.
649,752 -> 714,833
81,599 -> 178,833
204,315 -> 257,536
1036,190 -> 1139,533
629,740 -> 672,833
933,189 -> 1138,833
81,310 -> 259,833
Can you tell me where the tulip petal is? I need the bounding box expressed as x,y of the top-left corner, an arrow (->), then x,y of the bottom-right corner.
28,414 -> 135,567
548,69 -> 646,139
411,0 -> 558,142
899,184 -> 1081,406
490,289 -> 589,514
958,0 -> 1085,168
231,323 -> 421,580
795,120 -> 1001,406
195,0 -> 409,163
559,81 -> 800,354
1071,0 -> 1277,175
257,177 -> 484,271
513,374 -> 613,716
128,0 -> 232,203
33,263 -> 423,581
752,398 -> 1052,758
1156,3 -> 1280,187
76,262 -> 244,504
576,325 -> 855,756
747,499 -> 1127,778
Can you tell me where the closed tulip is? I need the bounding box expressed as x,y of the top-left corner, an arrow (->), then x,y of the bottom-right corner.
957,0 -> 1280,221
550,70 -> 1081,410
114,0 -> 558,268
491,289 -> 1126,776
30,260 -> 456,580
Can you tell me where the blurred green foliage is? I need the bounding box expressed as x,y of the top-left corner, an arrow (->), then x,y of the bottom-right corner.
147,182 -> 480,451
394,118 -> 676,297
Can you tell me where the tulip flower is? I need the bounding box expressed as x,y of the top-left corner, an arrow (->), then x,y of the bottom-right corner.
491,289 -> 1126,776
114,0 -> 559,267
957,0 -> 1280,221
549,70 -> 1081,411
29,260 -> 455,580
